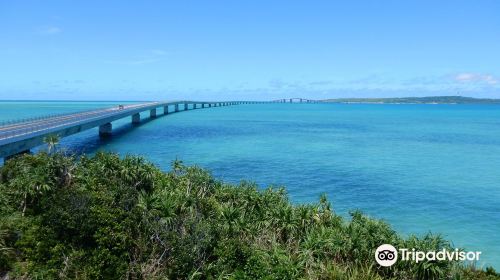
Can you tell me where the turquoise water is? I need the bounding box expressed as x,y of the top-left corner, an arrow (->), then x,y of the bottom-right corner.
1,101 -> 499,268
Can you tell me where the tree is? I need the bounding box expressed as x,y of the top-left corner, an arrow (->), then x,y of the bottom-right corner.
43,134 -> 60,154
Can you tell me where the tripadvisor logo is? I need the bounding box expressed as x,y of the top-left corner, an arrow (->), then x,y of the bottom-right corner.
375,244 -> 398,267
375,244 -> 482,267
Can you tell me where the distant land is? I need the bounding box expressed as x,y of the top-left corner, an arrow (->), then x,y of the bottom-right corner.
322,96 -> 500,104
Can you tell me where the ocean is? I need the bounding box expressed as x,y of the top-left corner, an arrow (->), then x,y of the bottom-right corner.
1,101 -> 499,268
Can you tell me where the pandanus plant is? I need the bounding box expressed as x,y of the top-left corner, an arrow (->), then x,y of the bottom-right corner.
43,134 -> 60,154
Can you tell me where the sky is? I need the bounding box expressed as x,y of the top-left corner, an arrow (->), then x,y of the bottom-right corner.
1,0 -> 499,101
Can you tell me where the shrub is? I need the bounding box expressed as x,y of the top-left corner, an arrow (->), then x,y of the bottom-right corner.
0,152 -> 497,279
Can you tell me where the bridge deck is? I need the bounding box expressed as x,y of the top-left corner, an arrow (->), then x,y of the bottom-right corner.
0,100 -> 240,159
0,102 -> 160,141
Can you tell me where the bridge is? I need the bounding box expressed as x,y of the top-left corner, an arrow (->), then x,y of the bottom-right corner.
272,98 -> 320,103
0,100 -> 271,161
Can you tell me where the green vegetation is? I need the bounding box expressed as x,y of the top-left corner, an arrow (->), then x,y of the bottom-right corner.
0,152 -> 498,279
42,134 -> 60,154
323,96 -> 500,104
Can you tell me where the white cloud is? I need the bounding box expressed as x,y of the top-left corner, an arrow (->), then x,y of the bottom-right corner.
38,26 -> 62,35
454,73 -> 498,85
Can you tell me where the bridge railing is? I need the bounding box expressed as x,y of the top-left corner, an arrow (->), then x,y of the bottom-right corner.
0,102 -> 164,141
0,102 -> 159,129
0,107 -> 115,128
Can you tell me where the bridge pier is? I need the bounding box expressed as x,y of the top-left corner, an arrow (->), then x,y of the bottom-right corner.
185,102 -> 189,110
164,106 -> 169,115
150,109 -> 157,118
132,113 -> 140,124
99,123 -> 112,137
175,104 -> 179,112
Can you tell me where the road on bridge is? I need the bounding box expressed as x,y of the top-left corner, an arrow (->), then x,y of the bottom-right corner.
0,102 -> 160,141
0,100 -> 252,160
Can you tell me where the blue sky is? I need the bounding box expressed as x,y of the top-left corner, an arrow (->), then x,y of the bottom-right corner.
1,0 -> 499,101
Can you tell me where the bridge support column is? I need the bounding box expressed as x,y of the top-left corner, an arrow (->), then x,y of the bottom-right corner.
185,103 -> 189,110
164,106 -> 169,115
99,123 -> 112,137
132,113 -> 140,124
5,149 -> 31,161
175,104 -> 179,112
150,109 -> 157,118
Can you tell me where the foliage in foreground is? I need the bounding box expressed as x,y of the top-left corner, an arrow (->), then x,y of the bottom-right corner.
0,152 -> 498,279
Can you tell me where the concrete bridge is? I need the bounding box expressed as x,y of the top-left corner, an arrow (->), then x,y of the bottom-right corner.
273,98 -> 320,103
0,100 -> 269,160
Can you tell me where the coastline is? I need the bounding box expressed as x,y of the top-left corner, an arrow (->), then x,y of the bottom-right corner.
0,151 -> 498,279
